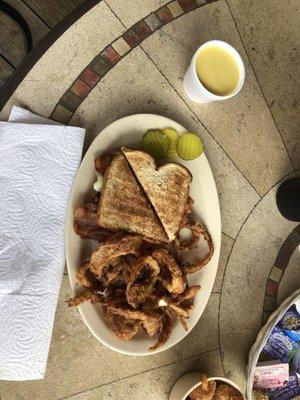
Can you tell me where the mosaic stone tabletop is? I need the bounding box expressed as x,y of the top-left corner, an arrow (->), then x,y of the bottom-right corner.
0,0 -> 299,399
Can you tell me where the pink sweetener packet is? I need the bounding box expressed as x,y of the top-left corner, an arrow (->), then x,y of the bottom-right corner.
253,361 -> 289,389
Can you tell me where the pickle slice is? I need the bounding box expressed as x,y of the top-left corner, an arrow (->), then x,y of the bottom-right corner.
177,132 -> 203,160
163,128 -> 179,158
142,129 -> 169,159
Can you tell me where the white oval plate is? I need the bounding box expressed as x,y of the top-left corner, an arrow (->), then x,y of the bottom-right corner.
66,114 -> 221,356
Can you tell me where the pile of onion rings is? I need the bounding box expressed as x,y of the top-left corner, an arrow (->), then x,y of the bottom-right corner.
69,219 -> 213,350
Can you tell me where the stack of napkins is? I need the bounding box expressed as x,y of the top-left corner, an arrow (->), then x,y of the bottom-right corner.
0,106 -> 85,380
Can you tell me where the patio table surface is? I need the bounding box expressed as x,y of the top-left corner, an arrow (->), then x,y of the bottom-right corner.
0,1 -> 299,399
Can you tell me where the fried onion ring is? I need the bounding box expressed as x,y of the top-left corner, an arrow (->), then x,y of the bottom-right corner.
106,305 -> 163,337
90,234 -> 142,278
126,255 -> 160,308
102,306 -> 142,340
67,291 -> 100,307
102,307 -> 142,340
180,222 -> 214,274
167,285 -> 200,330
101,259 -> 132,287
174,285 -> 201,304
76,261 -> 94,288
152,249 -> 186,295
149,312 -> 173,351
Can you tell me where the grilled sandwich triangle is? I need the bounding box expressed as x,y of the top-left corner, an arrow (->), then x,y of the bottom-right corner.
122,148 -> 192,242
97,153 -> 168,243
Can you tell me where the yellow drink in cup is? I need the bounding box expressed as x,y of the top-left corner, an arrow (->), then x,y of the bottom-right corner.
195,46 -> 240,96
183,40 -> 245,103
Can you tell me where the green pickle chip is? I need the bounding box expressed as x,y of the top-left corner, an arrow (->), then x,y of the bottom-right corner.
142,129 -> 169,159
162,128 -> 179,158
177,132 -> 203,160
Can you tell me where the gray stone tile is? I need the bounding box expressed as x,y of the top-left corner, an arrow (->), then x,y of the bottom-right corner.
89,55 -> 110,77
269,266 -> 283,283
106,0 -> 170,27
219,183 -> 298,390
277,245 -> 300,305
144,12 -> 163,31
213,233 -> 234,292
71,48 -> 259,239
51,104 -> 73,124
59,90 -> 82,112
112,37 -> 131,56
168,1 -> 184,17
140,1 -> 293,195
64,349 -> 223,400
227,0 -> 300,169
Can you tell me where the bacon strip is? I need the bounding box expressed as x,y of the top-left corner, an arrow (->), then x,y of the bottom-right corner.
73,200 -> 111,242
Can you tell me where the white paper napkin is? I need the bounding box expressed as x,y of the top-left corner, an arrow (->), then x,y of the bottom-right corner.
0,107 -> 85,380
8,105 -> 60,125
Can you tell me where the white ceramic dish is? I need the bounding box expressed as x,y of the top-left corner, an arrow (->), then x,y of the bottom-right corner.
246,288 -> 300,399
169,372 -> 245,399
66,113 -> 221,355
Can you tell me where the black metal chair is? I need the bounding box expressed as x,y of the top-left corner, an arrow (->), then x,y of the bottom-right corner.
0,1 -> 33,53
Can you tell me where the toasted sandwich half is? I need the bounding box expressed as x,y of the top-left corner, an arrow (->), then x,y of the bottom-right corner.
97,153 -> 168,243
122,147 -> 192,242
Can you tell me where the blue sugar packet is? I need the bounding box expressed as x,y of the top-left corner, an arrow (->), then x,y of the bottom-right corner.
279,305 -> 300,342
268,373 -> 300,400
262,327 -> 297,363
285,329 -> 300,342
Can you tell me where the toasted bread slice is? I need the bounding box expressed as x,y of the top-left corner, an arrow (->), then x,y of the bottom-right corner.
97,153 -> 168,243
122,148 -> 192,242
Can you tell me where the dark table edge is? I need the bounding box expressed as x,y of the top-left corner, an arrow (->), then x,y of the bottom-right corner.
0,0 -> 101,113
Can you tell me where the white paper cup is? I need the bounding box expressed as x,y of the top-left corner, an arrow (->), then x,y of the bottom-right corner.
183,40 -> 245,103
169,372 -> 245,400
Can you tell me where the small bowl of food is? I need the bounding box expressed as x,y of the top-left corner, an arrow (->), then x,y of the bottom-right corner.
169,372 -> 245,400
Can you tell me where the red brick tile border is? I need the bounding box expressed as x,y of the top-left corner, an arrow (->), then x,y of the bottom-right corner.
133,20 -> 152,40
70,79 -> 91,98
178,0 -> 197,12
50,0 -> 218,122
123,28 -> 141,48
156,6 -> 174,24
101,46 -> 121,66
79,67 -> 101,88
